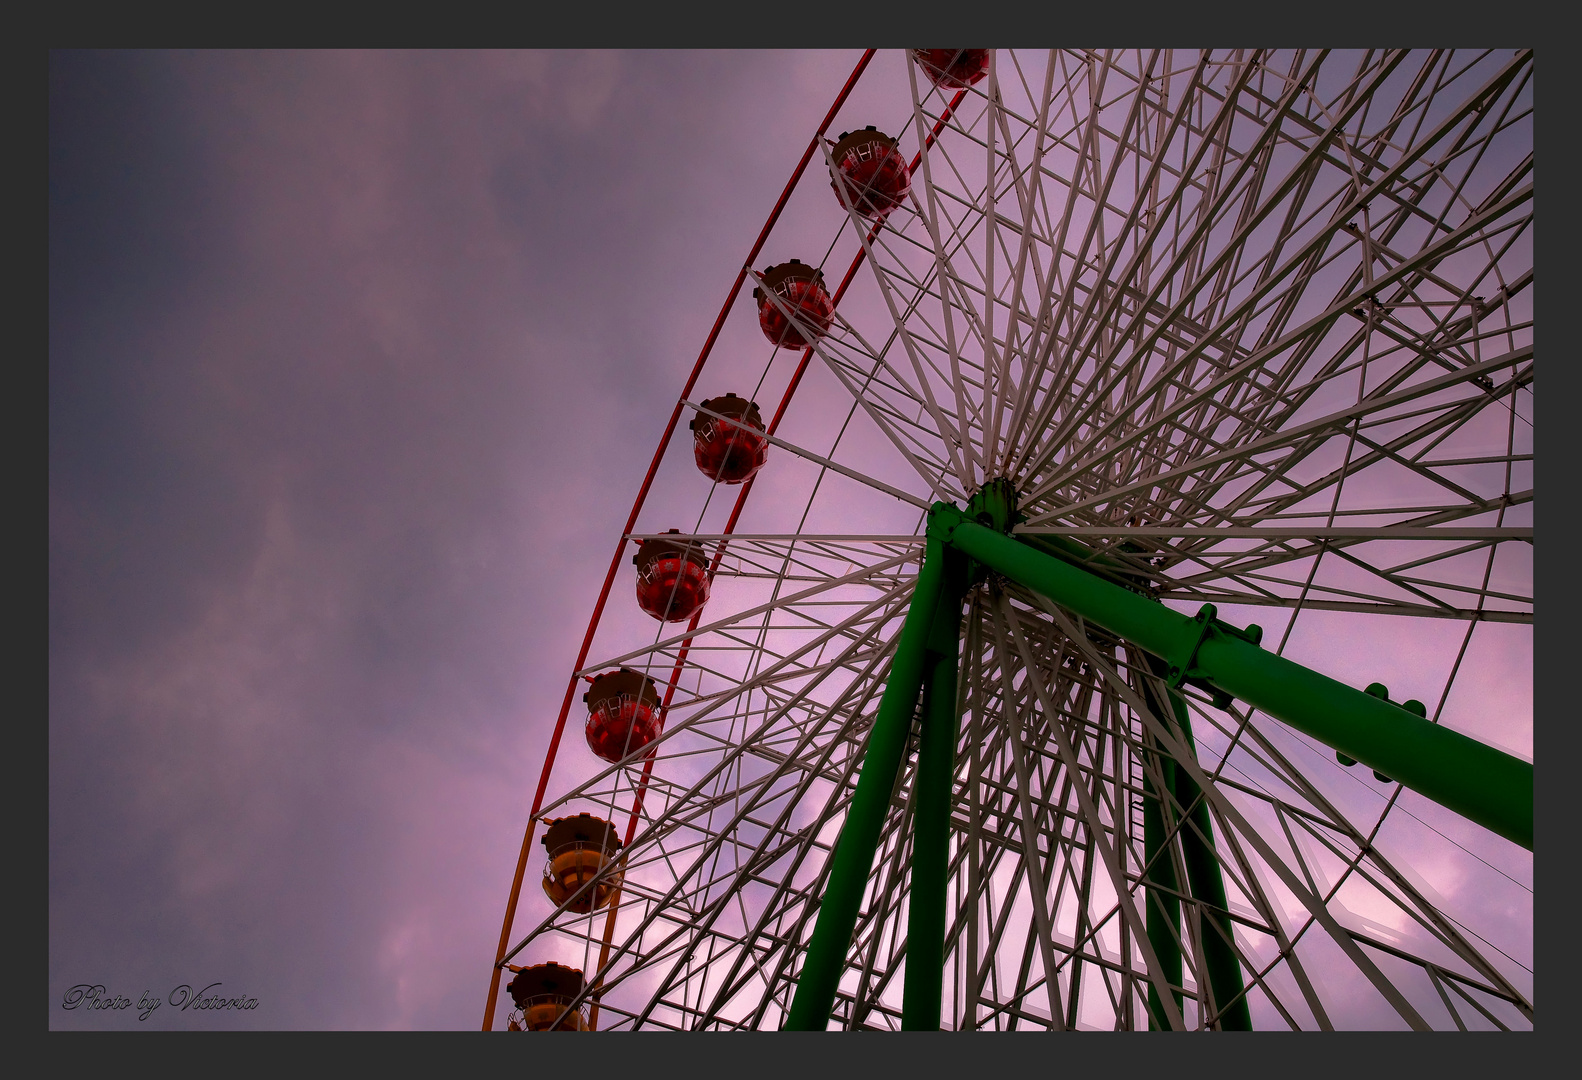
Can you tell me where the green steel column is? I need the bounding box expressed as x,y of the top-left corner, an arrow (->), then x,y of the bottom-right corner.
939,509 -> 1532,850
785,532 -> 948,1030
1140,657 -> 1252,1030
1140,747 -> 1183,1030
902,547 -> 967,1030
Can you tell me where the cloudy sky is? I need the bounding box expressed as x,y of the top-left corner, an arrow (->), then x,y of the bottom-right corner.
50,48 -> 901,1030
49,49 -> 1532,1031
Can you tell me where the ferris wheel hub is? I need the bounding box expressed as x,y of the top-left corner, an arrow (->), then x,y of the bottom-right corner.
961,477 -> 1020,535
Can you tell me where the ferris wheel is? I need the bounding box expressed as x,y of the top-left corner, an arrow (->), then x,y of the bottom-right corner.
485,48 -> 1532,1031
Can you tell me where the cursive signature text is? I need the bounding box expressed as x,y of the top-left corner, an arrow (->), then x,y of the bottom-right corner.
63,982 -> 259,1020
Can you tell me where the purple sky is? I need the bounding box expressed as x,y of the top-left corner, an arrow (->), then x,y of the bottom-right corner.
49,49 -> 1532,1031
49,48 -> 886,1029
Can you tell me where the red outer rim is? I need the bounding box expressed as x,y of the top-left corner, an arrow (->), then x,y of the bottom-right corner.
486,48 -> 972,1028
484,48 -> 878,1029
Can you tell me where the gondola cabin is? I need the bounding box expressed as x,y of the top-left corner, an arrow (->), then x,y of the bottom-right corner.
912,49 -> 991,89
691,393 -> 769,485
752,260 -> 834,349
632,529 -> 711,623
506,962 -> 590,1031
584,667 -> 662,763
829,126 -> 911,218
540,813 -> 624,914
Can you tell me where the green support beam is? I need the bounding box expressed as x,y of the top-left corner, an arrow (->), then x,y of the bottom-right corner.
784,534 -> 949,1030
938,505 -> 1533,850
1140,745 -> 1184,1030
1138,656 -> 1252,1030
901,546 -> 966,1028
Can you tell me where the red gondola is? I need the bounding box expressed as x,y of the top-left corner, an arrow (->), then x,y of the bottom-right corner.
753,260 -> 834,349
912,49 -> 991,89
632,529 -> 711,623
829,127 -> 911,219
584,667 -> 662,763
691,393 -> 769,485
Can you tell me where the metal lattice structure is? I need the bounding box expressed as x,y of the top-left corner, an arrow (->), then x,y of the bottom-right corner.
488,49 -> 1532,1031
